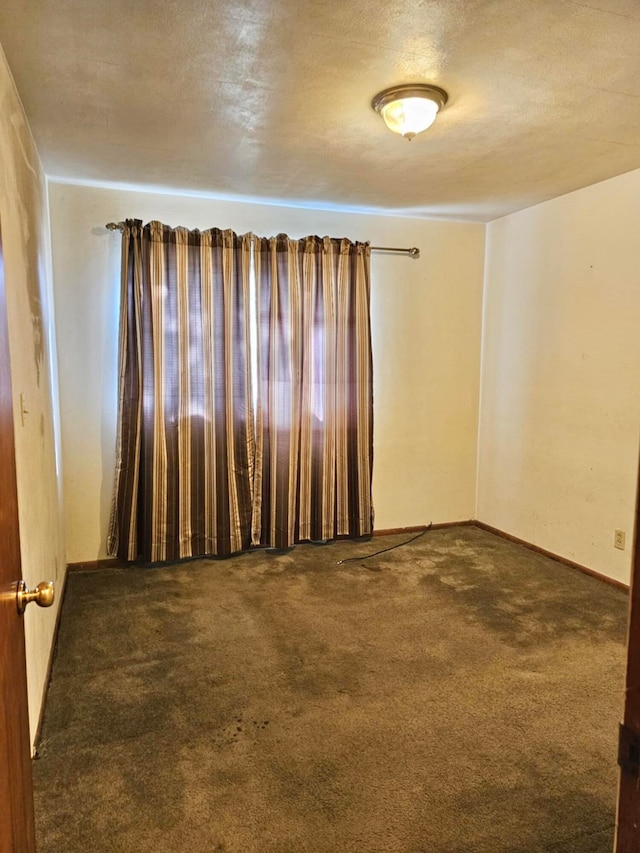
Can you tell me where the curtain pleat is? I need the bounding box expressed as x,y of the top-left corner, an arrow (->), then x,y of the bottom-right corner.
108,220 -> 254,563
252,234 -> 374,549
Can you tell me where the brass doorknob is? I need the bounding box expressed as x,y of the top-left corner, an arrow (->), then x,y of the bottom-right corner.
17,580 -> 55,615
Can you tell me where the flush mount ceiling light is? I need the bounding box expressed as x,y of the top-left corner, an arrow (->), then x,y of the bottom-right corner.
372,84 -> 448,141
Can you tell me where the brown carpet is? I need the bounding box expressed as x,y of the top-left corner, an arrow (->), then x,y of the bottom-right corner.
33,526 -> 627,852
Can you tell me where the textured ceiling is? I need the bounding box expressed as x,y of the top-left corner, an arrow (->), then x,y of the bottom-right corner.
1,0 -> 640,221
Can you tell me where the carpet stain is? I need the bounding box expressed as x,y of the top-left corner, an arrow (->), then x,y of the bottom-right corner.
414,530 -> 625,649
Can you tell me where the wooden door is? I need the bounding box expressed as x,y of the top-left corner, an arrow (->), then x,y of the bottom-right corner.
616,462 -> 640,851
0,227 -> 36,850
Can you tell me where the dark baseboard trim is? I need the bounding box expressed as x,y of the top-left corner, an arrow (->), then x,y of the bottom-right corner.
32,568 -> 69,757
67,558 -> 126,573
67,526 -> 475,567
473,520 -> 630,592
373,520 -> 473,537
65,519 -> 628,592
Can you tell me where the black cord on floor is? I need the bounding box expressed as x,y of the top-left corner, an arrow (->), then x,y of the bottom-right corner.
336,523 -> 433,565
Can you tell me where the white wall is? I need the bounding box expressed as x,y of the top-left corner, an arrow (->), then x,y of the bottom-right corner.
0,46 -> 65,744
47,181 -> 486,563
477,169 -> 640,585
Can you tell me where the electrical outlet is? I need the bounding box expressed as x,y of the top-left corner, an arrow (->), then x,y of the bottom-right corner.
614,529 -> 626,550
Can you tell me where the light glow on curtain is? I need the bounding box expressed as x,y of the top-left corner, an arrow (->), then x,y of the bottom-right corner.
252,234 -> 374,548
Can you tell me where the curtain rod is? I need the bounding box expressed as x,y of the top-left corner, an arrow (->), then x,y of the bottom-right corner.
106,222 -> 420,258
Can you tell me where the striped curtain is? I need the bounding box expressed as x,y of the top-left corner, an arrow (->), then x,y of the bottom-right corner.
252,235 -> 374,548
107,220 -> 254,563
